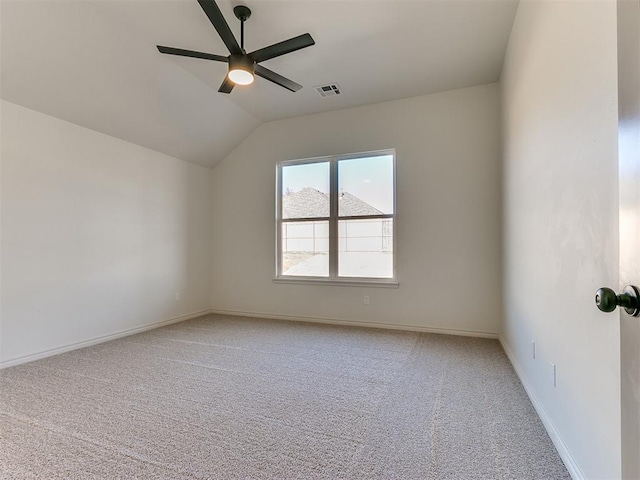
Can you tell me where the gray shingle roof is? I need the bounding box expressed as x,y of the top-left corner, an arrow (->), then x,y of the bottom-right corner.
283,188 -> 382,218
338,192 -> 383,216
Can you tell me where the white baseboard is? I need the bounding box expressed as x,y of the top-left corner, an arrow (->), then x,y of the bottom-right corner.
0,308 -> 496,369
209,308 -> 498,339
0,309 -> 212,369
499,337 -> 585,480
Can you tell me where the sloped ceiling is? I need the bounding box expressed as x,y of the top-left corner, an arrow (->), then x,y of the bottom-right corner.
0,0 -> 518,168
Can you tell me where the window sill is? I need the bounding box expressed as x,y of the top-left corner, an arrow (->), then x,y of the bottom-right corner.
273,277 -> 399,288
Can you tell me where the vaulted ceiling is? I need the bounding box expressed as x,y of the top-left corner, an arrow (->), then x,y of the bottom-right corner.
1,0 -> 519,168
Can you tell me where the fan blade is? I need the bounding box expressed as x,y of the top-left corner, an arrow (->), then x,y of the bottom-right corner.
157,46 -> 228,62
249,33 -> 315,63
255,64 -> 302,92
197,0 -> 242,55
218,76 -> 235,94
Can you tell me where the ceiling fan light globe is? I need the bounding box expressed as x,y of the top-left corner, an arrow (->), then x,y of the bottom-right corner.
228,68 -> 254,85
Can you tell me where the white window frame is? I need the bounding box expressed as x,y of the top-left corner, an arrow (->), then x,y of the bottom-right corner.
275,149 -> 398,287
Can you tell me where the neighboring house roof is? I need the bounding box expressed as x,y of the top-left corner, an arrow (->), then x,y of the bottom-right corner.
338,192 -> 383,216
283,187 -> 382,218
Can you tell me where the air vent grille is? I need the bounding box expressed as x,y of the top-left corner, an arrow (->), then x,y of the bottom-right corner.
315,83 -> 342,97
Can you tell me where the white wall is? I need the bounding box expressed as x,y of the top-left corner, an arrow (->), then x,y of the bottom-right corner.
0,100 -> 213,364
500,1 -> 620,478
211,84 -> 503,336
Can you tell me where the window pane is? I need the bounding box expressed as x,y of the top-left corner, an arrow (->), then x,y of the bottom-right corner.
339,219 -> 393,278
281,221 -> 329,276
338,155 -> 394,216
282,162 -> 330,219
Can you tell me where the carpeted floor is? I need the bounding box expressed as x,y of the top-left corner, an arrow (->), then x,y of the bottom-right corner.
0,314 -> 570,479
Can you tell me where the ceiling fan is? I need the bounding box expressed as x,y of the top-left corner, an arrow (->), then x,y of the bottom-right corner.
157,0 -> 315,94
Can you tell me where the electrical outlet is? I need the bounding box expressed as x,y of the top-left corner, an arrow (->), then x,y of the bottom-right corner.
364,295 -> 370,305
551,362 -> 557,387
532,341 -> 536,360
175,291 -> 181,302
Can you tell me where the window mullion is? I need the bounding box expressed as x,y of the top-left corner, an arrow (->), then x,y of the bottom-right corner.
329,158 -> 339,279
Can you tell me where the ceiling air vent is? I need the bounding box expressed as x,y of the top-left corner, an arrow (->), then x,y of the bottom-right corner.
315,83 -> 342,98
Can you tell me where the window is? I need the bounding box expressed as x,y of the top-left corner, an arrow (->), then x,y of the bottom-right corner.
276,150 -> 396,285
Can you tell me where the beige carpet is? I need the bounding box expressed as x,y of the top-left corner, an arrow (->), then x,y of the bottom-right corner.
0,314 -> 570,479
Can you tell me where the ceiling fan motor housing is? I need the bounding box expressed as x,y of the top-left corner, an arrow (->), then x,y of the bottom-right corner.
229,53 -> 255,74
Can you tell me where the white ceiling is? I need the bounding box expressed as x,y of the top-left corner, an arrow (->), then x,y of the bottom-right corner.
1,0 -> 519,168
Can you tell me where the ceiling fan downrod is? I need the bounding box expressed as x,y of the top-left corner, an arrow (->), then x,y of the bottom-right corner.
233,5 -> 251,51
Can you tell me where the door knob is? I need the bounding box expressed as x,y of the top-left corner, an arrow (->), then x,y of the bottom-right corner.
595,285 -> 640,316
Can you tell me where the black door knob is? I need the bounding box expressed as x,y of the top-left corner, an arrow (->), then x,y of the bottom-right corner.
595,285 -> 640,316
